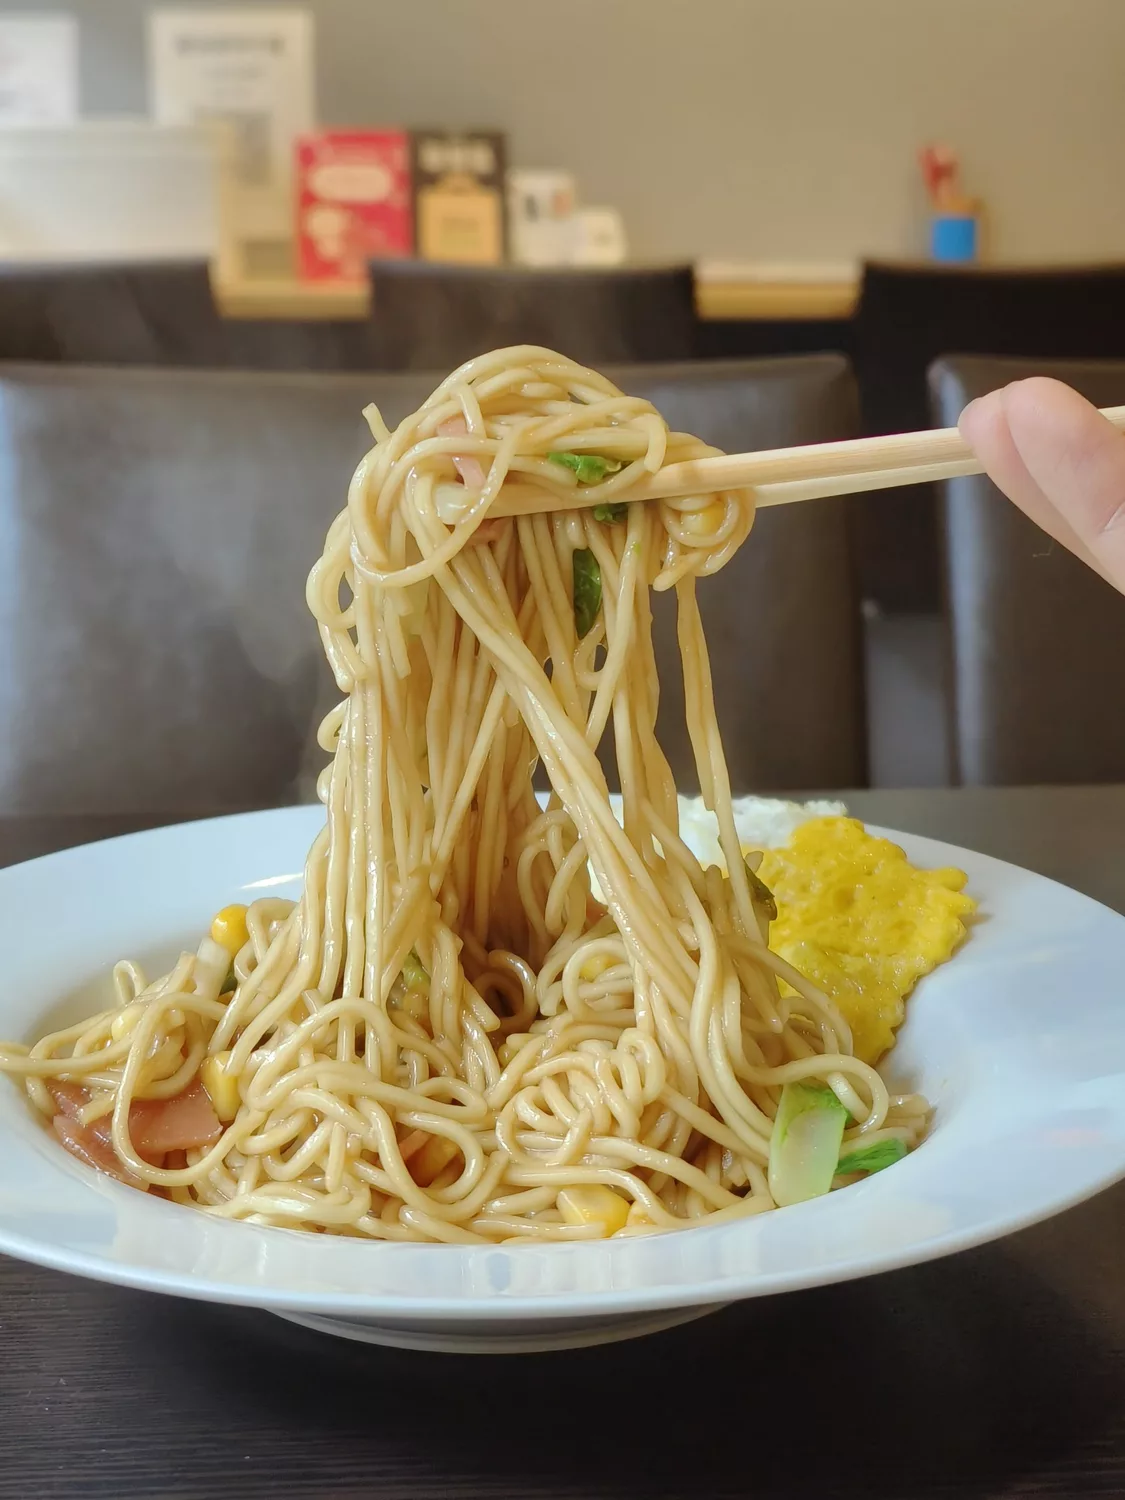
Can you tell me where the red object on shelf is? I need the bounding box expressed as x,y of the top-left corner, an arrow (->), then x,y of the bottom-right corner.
295,130 -> 412,281
918,144 -> 969,215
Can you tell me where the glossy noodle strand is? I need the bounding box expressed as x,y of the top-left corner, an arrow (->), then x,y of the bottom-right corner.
0,347 -> 929,1241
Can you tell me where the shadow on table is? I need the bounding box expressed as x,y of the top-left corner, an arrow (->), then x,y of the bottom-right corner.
156,1234 -> 1123,1498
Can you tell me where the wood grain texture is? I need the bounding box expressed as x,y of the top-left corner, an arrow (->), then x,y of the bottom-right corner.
3,792 -> 1125,1498
3,1198 -> 1125,1500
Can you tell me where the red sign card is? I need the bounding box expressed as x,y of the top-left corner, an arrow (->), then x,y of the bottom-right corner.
295,130 -> 412,281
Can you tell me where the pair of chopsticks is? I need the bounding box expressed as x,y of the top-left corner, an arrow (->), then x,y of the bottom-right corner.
486,405 -> 1125,520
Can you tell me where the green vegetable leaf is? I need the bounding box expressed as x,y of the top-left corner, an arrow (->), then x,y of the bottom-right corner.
402,949 -> 430,992
744,858 -> 777,922
572,548 -> 602,638
220,967 -> 237,995
768,1081 -> 848,1207
548,452 -> 623,484
836,1138 -> 909,1177
592,501 -> 629,523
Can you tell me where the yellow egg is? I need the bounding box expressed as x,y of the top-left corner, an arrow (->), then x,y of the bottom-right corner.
754,817 -> 975,1064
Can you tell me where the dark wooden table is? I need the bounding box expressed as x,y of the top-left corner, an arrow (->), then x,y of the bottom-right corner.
3,788 -> 1125,1499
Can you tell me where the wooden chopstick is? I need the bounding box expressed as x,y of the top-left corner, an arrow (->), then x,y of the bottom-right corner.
486,405 -> 1125,519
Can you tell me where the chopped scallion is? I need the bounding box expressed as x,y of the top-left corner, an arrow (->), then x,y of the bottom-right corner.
768,1080 -> 848,1207
402,949 -> 430,992
836,1138 -> 909,1177
592,502 -> 629,523
572,548 -> 602,638
744,858 -> 777,922
548,452 -> 623,484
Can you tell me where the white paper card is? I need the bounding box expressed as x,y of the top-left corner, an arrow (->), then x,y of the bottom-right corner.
148,7 -> 314,240
0,16 -> 78,124
570,208 -> 628,268
507,169 -> 576,267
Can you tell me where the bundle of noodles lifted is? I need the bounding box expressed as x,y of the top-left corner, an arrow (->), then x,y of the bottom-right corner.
0,347 -> 931,1242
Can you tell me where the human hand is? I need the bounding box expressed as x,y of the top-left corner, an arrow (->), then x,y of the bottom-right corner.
959,377 -> 1125,592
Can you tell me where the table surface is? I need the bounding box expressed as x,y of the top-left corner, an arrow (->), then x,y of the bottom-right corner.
3,786 -> 1125,1499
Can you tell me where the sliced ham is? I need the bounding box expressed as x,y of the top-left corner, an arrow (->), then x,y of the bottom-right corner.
438,416 -> 486,490
46,1080 -> 88,1120
48,1081 -> 118,1153
52,1115 -> 145,1190
46,1076 -> 221,1188
438,416 -> 505,545
129,1080 -> 221,1155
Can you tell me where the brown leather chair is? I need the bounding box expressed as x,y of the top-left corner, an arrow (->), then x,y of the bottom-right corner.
0,260 -> 699,374
624,358 -> 864,793
856,261 -> 1125,614
0,260 -> 374,371
364,262 -> 700,369
0,355 -> 863,818
930,354 -> 1125,785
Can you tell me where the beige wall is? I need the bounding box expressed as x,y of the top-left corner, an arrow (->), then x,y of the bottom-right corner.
36,0 -> 1125,263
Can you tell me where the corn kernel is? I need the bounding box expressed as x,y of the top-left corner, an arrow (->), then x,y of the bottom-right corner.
201,1051 -> 240,1123
678,498 -> 732,540
410,1134 -> 460,1187
557,1185 -> 630,1236
210,904 -> 249,957
679,500 -> 726,539
579,951 -> 617,982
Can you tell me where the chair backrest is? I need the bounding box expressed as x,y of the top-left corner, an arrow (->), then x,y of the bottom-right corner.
0,354 -> 863,819
619,357 -> 863,793
0,260 -> 373,371
855,261 -> 1125,613
930,353 -> 1125,785
365,262 -> 700,369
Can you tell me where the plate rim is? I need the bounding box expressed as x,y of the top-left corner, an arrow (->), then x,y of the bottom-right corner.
1,802 -> 1124,1322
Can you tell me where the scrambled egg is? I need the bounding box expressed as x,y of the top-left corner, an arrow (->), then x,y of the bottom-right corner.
753,817 -> 976,1064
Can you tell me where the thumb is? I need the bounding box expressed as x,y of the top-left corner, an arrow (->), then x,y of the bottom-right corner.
959,381 -> 1108,583
992,378 -> 1125,591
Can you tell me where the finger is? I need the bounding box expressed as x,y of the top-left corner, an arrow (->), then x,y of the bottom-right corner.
995,377 -> 1125,589
959,384 -> 1109,582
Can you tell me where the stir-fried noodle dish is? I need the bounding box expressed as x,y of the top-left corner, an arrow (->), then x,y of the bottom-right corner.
0,347 -> 960,1244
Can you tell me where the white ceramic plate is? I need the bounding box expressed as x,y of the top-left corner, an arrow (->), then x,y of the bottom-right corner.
2,804 -> 1125,1355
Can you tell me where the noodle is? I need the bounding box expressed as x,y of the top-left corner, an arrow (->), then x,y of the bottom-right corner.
0,347 -> 928,1242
